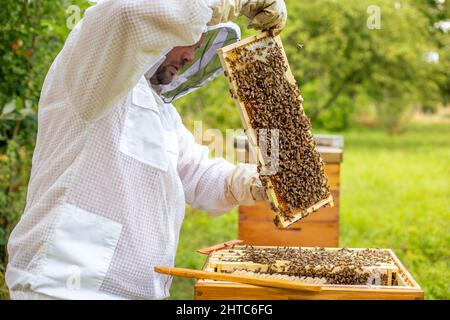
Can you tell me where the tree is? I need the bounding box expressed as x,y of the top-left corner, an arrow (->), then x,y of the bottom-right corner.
280,0 -> 444,132
412,0 -> 450,108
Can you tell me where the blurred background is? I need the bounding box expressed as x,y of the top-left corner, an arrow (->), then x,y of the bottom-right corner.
0,0 -> 448,299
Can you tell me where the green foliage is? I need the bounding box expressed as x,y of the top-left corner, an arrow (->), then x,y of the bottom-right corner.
0,0 -> 78,114
281,0 -> 446,132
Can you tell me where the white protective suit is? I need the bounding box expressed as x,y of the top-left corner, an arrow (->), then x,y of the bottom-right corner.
5,0 -> 265,300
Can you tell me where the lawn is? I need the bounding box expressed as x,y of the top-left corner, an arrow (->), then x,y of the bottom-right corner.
170,122 -> 450,300
0,123 -> 448,300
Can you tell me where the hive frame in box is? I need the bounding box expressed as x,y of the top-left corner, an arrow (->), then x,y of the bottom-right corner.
195,245 -> 424,300
217,32 -> 334,228
207,247 -> 397,286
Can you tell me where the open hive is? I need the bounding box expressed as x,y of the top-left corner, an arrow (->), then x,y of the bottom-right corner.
217,32 -> 333,228
195,245 -> 424,300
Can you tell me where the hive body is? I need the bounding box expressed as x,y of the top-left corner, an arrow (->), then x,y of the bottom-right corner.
195,245 -> 424,300
217,32 -> 333,227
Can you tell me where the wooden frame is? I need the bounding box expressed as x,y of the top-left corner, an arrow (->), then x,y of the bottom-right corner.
217,32 -> 334,228
194,245 -> 424,300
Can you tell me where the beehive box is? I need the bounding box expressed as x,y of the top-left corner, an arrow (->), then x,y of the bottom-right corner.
236,134 -> 343,247
194,245 -> 424,300
218,32 -> 334,228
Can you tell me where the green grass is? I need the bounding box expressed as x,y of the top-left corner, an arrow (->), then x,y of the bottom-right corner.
170,123 -> 450,300
1,123 -> 448,300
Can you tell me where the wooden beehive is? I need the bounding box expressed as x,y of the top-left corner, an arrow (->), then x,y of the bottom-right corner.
237,134 -> 343,247
194,245 -> 424,300
217,32 -> 334,228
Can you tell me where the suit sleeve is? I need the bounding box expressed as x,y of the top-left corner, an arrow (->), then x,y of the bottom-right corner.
61,0 -> 214,121
174,114 -> 238,216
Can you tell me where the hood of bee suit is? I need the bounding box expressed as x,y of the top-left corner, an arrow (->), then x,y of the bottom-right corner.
145,22 -> 241,104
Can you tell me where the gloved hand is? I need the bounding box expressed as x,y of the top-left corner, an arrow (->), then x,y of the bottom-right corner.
208,0 -> 287,35
225,163 -> 268,206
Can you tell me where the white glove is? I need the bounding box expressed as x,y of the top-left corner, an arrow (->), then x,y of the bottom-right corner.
208,0 -> 287,35
225,163 -> 268,206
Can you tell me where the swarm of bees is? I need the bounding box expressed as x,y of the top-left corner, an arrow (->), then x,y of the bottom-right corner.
226,246 -> 395,286
224,37 -> 331,224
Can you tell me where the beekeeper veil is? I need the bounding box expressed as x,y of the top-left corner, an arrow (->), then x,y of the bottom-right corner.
146,22 -> 241,104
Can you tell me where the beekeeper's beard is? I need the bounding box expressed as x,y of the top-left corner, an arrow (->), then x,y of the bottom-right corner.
150,63 -> 177,86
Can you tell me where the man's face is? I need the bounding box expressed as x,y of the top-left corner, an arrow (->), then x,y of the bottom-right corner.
150,34 -> 205,85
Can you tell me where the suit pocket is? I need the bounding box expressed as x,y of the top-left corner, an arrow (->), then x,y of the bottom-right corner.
37,203 -> 122,298
119,87 -> 168,171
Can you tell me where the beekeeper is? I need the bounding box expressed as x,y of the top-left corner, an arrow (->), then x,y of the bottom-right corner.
6,0 -> 287,300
